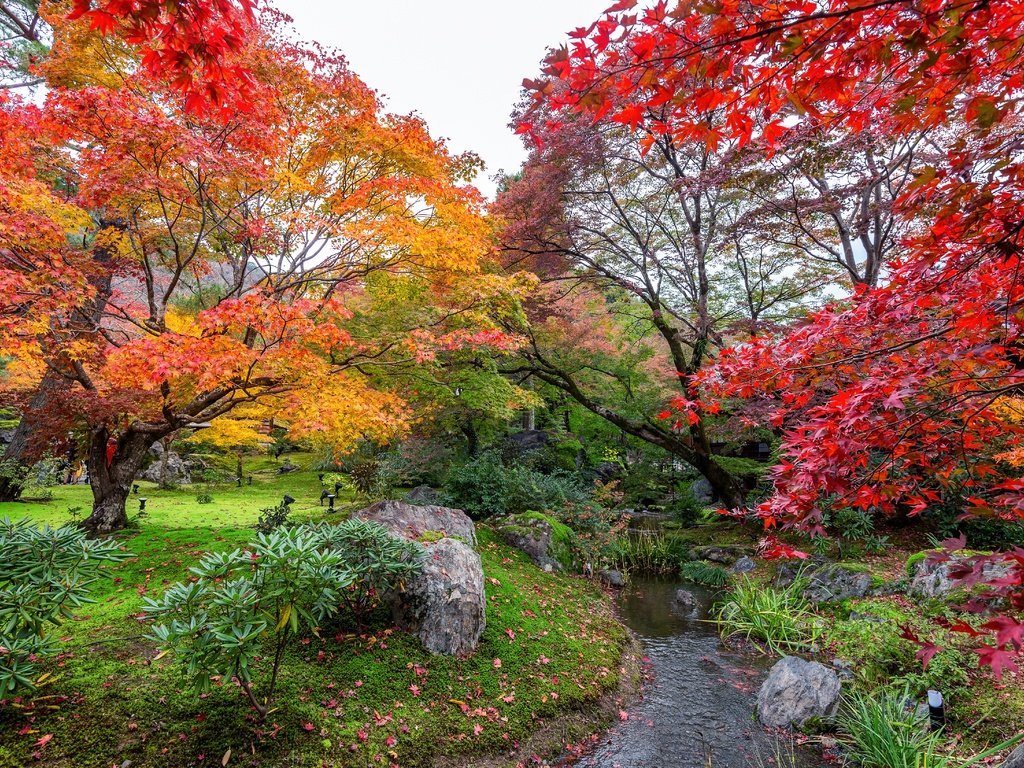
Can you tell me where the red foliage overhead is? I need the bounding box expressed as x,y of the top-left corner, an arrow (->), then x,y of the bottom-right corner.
523,0 -> 1024,674
67,0 -> 256,113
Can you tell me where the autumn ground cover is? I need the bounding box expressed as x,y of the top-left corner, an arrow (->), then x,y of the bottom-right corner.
0,462 -> 628,768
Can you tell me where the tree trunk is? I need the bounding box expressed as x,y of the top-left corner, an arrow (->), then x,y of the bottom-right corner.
461,419 -> 479,458
0,369 -> 68,501
690,449 -> 746,510
83,426 -> 157,535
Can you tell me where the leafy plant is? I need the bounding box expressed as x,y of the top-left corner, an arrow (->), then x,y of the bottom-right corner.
837,688 -> 945,768
254,502 -> 291,534
441,453 -> 588,519
145,526 -> 354,718
714,576 -> 819,654
310,519 -> 425,628
0,517 -> 127,694
609,531 -> 689,574
680,560 -> 731,588
195,492 -> 213,505
350,461 -> 379,496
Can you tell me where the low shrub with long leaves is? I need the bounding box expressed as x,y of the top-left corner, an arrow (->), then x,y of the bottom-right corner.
836,688 -> 1022,768
144,522 -> 424,718
0,517 -> 128,694
680,560 -> 731,588
714,575 -> 819,654
609,531 -> 689,574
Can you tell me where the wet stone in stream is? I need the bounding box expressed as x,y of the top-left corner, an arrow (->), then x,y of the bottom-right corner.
558,578 -> 829,768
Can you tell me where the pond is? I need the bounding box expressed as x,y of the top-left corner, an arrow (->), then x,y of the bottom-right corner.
559,577 -> 830,768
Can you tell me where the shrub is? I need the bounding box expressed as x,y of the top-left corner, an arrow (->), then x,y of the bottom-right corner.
680,560 -> 731,588
195,492 -> 213,505
0,517 -> 127,694
350,461 -> 379,496
714,576 -> 819,654
609,531 -> 689,574
441,453 -> 588,519
254,502 -> 291,533
310,519 -> 425,628
144,522 -> 422,718
837,688 -> 944,768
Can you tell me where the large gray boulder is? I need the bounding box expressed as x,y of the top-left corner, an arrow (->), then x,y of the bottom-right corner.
689,477 -> 714,504
1001,743 -> 1024,768
802,565 -> 873,603
673,589 -> 699,617
495,513 -> 565,571
393,537 -> 485,656
355,500 -> 476,547
757,656 -> 842,728
141,444 -> 191,485
909,555 -> 1013,599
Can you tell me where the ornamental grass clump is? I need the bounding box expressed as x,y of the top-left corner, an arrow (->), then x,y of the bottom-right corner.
714,575 -> 819,654
0,517 -> 128,694
144,522 -> 424,718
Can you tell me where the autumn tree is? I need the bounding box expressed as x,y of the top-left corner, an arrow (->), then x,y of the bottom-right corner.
0,10 -> 525,532
523,0 -> 1024,673
497,107 -> 832,507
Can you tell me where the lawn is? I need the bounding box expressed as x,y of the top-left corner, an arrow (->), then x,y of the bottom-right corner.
0,461 -> 629,767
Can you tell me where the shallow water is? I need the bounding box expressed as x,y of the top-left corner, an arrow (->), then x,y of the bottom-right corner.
559,578 -> 828,768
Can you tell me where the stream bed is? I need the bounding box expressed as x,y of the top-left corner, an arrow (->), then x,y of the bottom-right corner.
559,577 -> 829,768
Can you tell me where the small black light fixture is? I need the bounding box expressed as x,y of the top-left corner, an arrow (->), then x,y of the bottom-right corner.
132,484 -> 140,495
318,473 -> 325,483
453,386 -> 463,397
282,494 -> 296,506
319,489 -> 330,506
236,476 -> 242,487
138,497 -> 148,514
927,690 -> 945,731
334,481 -> 344,494
327,494 -> 336,511
247,475 -> 253,485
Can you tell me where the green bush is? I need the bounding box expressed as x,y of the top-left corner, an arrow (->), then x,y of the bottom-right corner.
441,453 -> 588,519
0,517 -> 127,694
609,532 -> 689,574
837,688 -> 944,768
680,560 -> 731,587
310,518 -> 425,628
144,522 -> 423,718
254,502 -> 291,533
195,492 -> 213,504
714,576 -> 819,654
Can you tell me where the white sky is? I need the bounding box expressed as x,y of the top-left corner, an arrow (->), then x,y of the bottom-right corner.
276,0 -> 610,198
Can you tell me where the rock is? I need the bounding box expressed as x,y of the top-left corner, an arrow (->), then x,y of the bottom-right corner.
504,430 -> 549,454
909,555 -> 1013,599
392,537 -> 485,656
598,569 -> 626,588
495,514 -> 565,571
692,545 -> 744,565
731,556 -> 757,574
802,565 -> 873,603
591,461 -> 621,482
354,500 -> 477,547
276,458 -> 300,474
757,656 -> 842,728
831,658 -> 855,681
404,485 -> 441,505
1001,742 -> 1024,768
689,477 -> 714,504
140,449 -> 191,485
673,589 -> 699,617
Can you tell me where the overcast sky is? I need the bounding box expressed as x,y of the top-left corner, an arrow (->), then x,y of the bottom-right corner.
276,0 -> 609,198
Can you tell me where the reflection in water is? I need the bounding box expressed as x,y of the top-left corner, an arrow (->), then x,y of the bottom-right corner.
560,578 -> 827,768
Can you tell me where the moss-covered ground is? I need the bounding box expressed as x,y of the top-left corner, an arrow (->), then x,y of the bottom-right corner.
0,460 -> 628,767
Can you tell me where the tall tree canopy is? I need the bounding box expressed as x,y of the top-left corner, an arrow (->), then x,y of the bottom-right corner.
0,9 -> 525,531
521,0 -> 1024,674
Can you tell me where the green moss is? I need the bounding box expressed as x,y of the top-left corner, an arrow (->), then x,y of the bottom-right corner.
0,472 -> 627,768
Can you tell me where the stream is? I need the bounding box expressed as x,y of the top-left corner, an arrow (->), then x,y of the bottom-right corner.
559,577 -> 830,768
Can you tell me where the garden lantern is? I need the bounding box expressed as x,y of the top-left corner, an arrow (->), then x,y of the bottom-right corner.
327,494 -> 336,510
334,481 -> 343,494
132,484 -> 139,495
138,498 -> 147,514
927,690 -> 945,731
319,489 -> 330,506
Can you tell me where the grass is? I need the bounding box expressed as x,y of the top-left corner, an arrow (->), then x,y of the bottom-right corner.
0,460 -> 628,767
714,575 -> 820,654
